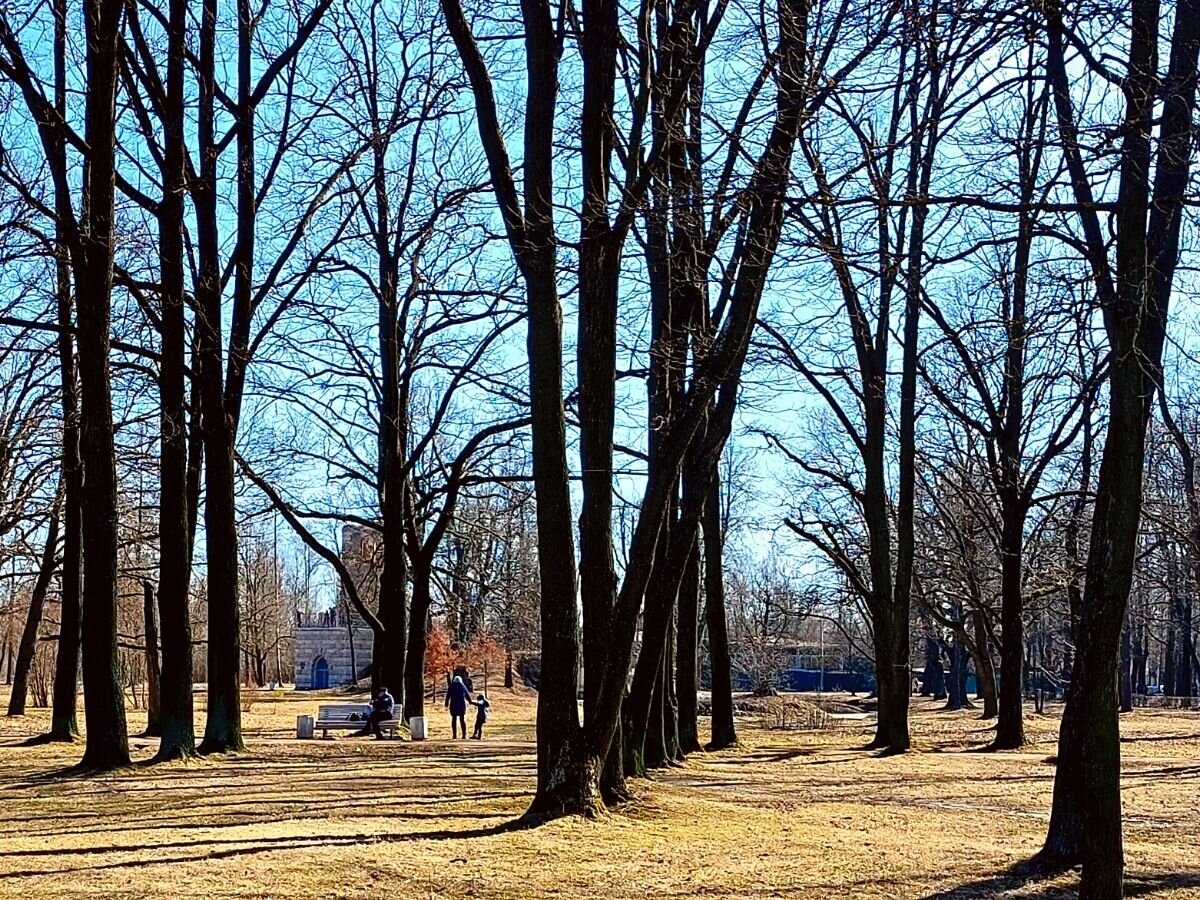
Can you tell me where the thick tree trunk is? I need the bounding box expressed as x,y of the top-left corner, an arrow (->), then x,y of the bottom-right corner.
622,533 -> 679,775
195,0 -> 242,754
198,420 -> 242,754
871,606 -> 911,753
142,582 -> 162,737
375,538 -> 408,696
154,0 -> 195,760
703,467 -> 736,750
943,638 -> 965,711
663,609 -> 681,762
642,655 -> 669,770
76,0 -> 130,771
675,541 -> 701,753
376,230 -> 408,700
970,610 -> 999,718
403,563 -> 433,721
574,0 -> 627,807
1118,620 -> 1133,714
50,388 -> 81,740
8,508 -> 60,716
921,633 -> 946,699
44,0 -> 79,742
993,505 -> 1027,748
1177,593 -> 1194,704
1039,1 -> 1200,892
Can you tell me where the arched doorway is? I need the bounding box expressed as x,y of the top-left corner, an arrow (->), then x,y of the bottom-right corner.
312,656 -> 330,690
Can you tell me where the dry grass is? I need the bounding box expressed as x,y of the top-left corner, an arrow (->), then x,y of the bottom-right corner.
0,686 -> 1198,899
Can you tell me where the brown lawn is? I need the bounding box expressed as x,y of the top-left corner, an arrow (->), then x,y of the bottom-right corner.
0,687 -> 1197,899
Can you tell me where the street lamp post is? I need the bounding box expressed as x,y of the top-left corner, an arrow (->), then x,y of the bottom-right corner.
819,620 -> 825,693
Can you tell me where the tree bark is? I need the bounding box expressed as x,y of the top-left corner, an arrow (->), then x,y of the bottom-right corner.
45,0 -> 80,746
154,0 -> 195,759
403,561 -> 433,722
442,0 -> 587,815
374,127 -> 409,701
193,0 -> 243,754
76,0 -> 130,771
970,609 -> 998,719
142,582 -> 162,737
993,504 -> 1027,747
1038,2 -> 1199,892
8,506 -> 61,716
675,540 -> 701,753
703,480 -> 736,749
1119,619 -> 1133,714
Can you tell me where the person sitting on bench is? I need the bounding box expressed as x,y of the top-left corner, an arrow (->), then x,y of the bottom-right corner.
362,686 -> 394,739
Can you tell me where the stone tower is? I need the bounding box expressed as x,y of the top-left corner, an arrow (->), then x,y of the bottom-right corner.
294,524 -> 381,689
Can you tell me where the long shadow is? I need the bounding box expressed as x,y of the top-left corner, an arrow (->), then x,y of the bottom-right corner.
719,748 -> 817,765
3,757 -> 536,794
1120,733 -> 1200,743
0,816 -> 542,879
1123,763 -> 1200,779
10,811 -> 516,844
922,860 -> 1200,900
1,760 -> 138,788
920,857 -> 1073,899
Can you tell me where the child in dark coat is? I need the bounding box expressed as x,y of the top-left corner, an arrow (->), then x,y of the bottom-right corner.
470,693 -> 491,739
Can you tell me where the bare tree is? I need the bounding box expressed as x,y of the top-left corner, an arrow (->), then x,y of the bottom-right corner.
1036,0 -> 1200,893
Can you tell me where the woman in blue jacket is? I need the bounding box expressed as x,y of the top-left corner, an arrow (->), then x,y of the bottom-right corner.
445,675 -> 471,739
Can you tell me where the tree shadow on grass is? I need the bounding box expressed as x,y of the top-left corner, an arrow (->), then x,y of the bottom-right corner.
0,815 -> 543,879
3,748 -> 536,792
921,858 -> 1200,899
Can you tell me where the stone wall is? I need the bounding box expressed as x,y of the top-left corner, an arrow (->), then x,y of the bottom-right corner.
294,624 -> 375,689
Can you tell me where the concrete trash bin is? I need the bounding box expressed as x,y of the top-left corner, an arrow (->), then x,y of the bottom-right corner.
409,716 -> 427,741
296,714 -> 314,739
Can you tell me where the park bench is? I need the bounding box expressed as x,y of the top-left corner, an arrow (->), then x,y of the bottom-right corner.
314,703 -> 402,739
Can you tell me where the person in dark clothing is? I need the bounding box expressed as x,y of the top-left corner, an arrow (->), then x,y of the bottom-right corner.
363,686 -> 394,739
470,693 -> 491,739
445,675 -> 471,738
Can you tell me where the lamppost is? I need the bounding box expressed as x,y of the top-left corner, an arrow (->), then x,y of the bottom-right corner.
819,619 -> 825,693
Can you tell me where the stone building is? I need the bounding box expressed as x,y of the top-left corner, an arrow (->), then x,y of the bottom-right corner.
294,524 -> 380,689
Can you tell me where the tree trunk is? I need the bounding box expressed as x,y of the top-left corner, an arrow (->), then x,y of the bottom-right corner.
154,0 -> 195,760
622,535 -> 679,775
944,638 -> 965,711
703,478 -> 736,750
46,0 -> 80,744
921,633 -> 946,699
76,0 -> 130,771
871,606 -> 911,753
642,654 -> 670,770
8,507 -> 61,716
993,504 -> 1027,748
376,220 -> 408,700
142,582 -> 162,737
663,606 -> 681,762
675,540 -> 701,753
438,0 -> 592,812
1118,619 -> 1133,714
1178,591 -> 1194,704
403,562 -> 433,721
1038,2 -> 1200,891
970,609 -> 999,718
194,0 -> 243,754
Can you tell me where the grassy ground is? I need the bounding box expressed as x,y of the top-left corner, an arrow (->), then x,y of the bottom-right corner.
0,686 -> 1197,899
